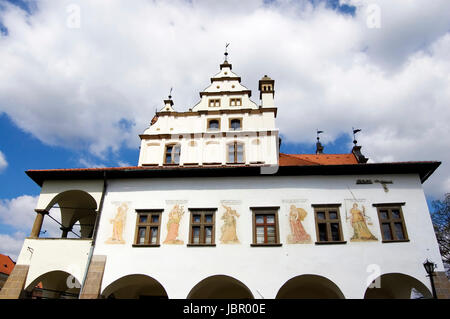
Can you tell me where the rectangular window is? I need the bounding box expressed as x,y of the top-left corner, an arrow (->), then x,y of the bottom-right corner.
164,144 -> 181,164
229,118 -> 242,131
188,209 -> 216,245
374,204 -> 409,242
312,205 -> 345,244
229,98 -> 242,106
208,99 -> 221,107
227,142 -> 244,164
251,207 -> 281,246
134,210 -> 162,246
207,119 -> 220,131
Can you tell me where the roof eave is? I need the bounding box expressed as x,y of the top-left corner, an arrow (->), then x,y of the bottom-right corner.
25,161 -> 441,187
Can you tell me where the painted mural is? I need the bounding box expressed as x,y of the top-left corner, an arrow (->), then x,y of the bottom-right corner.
287,205 -> 312,244
163,204 -> 185,244
220,205 -> 240,244
346,202 -> 378,242
105,202 -> 128,244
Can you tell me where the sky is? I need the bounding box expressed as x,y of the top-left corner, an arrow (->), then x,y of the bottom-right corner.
0,0 -> 449,260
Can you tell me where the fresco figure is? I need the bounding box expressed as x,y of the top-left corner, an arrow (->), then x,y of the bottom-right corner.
349,203 -> 378,241
287,205 -> 311,244
220,205 -> 240,244
163,204 -> 185,244
105,202 -> 128,244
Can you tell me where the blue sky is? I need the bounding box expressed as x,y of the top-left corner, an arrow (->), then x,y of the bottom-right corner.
0,0 -> 449,260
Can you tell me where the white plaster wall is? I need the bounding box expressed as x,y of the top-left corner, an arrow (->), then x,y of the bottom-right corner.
92,173 -> 443,299
138,114 -> 279,166
36,180 -> 104,211
142,112 -> 276,136
16,238 -> 92,289
261,92 -> 274,107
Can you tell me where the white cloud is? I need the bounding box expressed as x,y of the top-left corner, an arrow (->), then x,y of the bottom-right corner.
0,231 -> 25,261
0,0 -> 449,198
0,150 -> 7,172
0,195 -> 38,232
0,195 -> 62,237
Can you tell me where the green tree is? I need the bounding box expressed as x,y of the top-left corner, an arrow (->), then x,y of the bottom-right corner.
431,193 -> 450,275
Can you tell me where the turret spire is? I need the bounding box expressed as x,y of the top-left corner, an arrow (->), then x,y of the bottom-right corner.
351,128 -> 369,163
224,43 -> 230,62
316,130 -> 324,154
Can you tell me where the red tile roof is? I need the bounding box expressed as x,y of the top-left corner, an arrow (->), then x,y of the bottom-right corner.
0,254 -> 15,275
280,153 -> 358,166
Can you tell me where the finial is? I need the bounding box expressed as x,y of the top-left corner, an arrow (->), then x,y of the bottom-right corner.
352,128 -> 361,146
168,87 -> 173,100
316,130 -> 324,142
224,43 -> 230,62
316,130 -> 324,154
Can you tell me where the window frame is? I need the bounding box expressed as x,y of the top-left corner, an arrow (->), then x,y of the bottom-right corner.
187,208 -> 217,247
164,143 -> 181,165
373,203 -> 409,243
229,118 -> 242,131
250,207 -> 282,247
227,141 -> 245,164
208,99 -> 221,107
229,98 -> 242,107
312,204 -> 346,245
207,118 -> 221,131
133,210 -> 163,247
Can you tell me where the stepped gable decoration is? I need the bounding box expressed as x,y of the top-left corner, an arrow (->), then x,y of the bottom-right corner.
163,204 -> 185,245
105,202 -> 128,244
220,204 -> 240,244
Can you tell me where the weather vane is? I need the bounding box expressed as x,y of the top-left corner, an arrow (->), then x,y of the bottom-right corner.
168,87 -> 173,99
224,43 -> 230,61
316,129 -> 324,142
352,127 -> 362,146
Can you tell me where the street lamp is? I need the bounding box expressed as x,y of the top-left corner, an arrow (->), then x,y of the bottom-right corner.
423,259 -> 437,299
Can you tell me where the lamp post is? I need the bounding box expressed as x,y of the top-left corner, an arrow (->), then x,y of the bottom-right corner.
423,259 -> 437,299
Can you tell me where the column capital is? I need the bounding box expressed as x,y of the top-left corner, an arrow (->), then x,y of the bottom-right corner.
34,209 -> 49,215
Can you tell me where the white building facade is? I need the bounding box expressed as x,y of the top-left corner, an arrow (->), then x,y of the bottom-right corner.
1,58 -> 447,299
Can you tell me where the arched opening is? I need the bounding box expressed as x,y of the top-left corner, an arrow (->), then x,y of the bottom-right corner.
187,275 -> 254,299
43,190 -> 97,239
101,274 -> 168,299
276,275 -> 345,299
24,270 -> 81,299
364,273 -> 432,299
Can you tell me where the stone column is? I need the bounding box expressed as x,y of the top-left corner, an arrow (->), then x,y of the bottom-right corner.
435,271 -> 450,299
30,209 -> 48,238
0,265 -> 30,299
79,255 -> 107,299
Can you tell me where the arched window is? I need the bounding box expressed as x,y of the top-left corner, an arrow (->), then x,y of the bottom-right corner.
228,142 -> 244,163
207,119 -> 220,131
164,144 -> 181,164
230,119 -> 242,131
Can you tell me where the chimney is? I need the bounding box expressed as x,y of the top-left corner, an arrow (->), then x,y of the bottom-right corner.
258,75 -> 275,107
